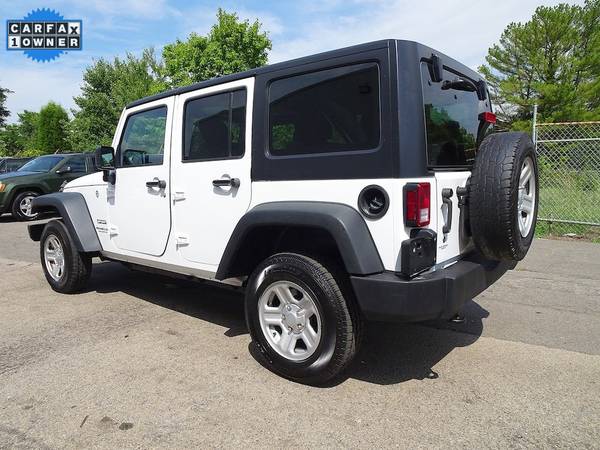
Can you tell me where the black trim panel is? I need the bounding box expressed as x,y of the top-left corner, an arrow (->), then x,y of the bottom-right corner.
251,47 -> 395,181
215,201 -> 384,280
30,192 -> 102,253
351,253 -> 516,322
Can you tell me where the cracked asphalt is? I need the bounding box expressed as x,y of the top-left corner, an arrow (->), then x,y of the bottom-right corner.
0,214 -> 599,448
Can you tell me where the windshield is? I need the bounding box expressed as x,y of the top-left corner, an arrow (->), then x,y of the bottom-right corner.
420,62 -> 491,167
18,155 -> 64,172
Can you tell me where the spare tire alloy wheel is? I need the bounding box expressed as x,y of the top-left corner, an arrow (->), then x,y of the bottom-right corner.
518,157 -> 536,237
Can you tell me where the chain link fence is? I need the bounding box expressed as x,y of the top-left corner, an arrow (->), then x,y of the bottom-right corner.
533,119 -> 600,226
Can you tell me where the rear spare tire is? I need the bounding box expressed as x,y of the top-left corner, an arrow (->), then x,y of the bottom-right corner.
469,132 -> 538,261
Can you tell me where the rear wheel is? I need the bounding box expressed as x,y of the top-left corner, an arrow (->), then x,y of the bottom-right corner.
245,253 -> 361,385
40,220 -> 92,293
11,191 -> 40,221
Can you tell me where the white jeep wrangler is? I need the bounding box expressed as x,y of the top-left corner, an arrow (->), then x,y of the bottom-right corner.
29,40 -> 538,384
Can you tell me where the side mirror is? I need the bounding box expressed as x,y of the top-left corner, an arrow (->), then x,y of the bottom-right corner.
56,166 -> 72,175
95,146 -> 115,170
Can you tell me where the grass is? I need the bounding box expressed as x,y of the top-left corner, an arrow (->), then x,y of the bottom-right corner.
535,188 -> 600,242
538,186 -> 600,223
535,221 -> 600,243
535,178 -> 600,243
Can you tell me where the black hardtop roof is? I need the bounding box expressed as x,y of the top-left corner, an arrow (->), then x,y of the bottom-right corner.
127,39 -> 482,109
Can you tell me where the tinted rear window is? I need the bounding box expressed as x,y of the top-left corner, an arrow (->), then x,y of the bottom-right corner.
421,63 -> 483,167
183,89 -> 246,161
268,63 -> 380,157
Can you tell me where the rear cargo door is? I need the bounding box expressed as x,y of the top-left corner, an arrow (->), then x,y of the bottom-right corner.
434,172 -> 472,265
419,61 -> 493,264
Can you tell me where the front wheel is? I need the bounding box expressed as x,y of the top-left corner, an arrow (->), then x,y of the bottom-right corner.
11,191 -> 40,221
245,253 -> 362,385
40,220 -> 92,293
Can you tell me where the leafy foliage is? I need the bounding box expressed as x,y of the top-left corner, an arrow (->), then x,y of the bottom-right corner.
480,0 -> 600,128
0,86 -> 11,128
34,102 -> 71,155
162,9 -> 271,87
0,124 -> 26,156
69,49 -> 166,150
0,110 -> 39,157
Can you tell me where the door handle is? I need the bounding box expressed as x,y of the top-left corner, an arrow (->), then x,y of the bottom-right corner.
146,178 -> 166,189
441,188 -> 453,234
212,177 -> 240,188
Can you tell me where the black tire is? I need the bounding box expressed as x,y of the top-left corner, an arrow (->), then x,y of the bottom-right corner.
40,220 -> 92,293
245,253 -> 361,385
469,131 -> 539,261
11,190 -> 40,221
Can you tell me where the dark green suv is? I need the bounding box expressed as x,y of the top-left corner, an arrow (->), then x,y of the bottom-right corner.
0,153 -> 96,221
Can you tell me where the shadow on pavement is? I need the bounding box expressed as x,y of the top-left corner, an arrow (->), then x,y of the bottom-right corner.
346,301 -> 488,385
0,214 -> 18,223
88,261 -> 248,337
86,260 -> 488,386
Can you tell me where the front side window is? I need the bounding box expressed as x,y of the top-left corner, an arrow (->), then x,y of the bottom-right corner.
183,90 -> 246,161
19,155 -> 63,172
421,63 -> 485,167
268,63 -> 380,157
118,106 -> 167,167
66,155 -> 87,173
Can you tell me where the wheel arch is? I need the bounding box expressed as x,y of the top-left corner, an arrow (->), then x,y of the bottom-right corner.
29,192 -> 102,253
7,184 -> 46,206
215,202 -> 384,280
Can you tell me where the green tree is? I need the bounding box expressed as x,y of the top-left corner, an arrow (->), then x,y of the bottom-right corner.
34,102 -> 71,155
16,110 -> 39,149
0,124 -> 26,156
0,110 -> 38,156
480,0 -> 600,128
162,9 -> 272,87
0,86 -> 11,128
70,49 -> 166,150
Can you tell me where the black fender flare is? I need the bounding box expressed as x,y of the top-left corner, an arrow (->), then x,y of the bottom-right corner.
215,201 -> 384,280
28,192 -> 102,253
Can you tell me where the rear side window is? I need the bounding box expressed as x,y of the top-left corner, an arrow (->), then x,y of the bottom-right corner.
421,63 -> 483,167
118,106 -> 168,167
183,90 -> 246,161
268,63 -> 380,156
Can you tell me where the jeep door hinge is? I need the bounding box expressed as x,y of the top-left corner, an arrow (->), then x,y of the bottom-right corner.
172,191 -> 186,202
175,234 -> 190,247
108,225 -> 119,237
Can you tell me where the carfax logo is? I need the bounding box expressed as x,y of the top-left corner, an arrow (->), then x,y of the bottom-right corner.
6,8 -> 82,62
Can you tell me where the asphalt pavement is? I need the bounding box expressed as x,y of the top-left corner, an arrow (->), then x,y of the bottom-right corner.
0,214 -> 598,448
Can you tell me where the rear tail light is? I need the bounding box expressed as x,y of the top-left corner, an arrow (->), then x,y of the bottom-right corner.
479,111 -> 497,124
404,182 -> 431,227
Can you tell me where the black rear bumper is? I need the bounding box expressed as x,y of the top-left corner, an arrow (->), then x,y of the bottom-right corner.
350,254 -> 516,322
